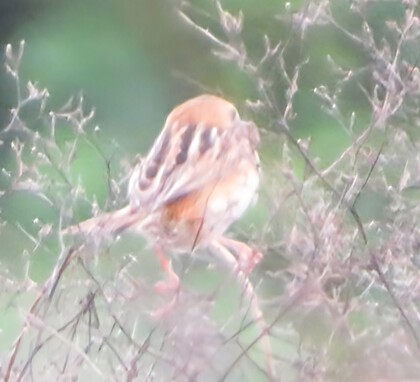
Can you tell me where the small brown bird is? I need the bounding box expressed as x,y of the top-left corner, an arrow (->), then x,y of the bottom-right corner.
64,95 -> 262,287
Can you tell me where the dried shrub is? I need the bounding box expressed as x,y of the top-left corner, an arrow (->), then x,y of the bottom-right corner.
1,0 -> 420,381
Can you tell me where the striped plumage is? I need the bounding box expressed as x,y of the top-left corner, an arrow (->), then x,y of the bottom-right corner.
65,95 -> 260,257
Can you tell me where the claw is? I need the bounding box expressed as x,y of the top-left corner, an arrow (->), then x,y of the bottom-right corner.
218,236 -> 263,274
154,243 -> 180,294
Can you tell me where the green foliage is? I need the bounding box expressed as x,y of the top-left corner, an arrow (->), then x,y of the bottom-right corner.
1,0 -> 420,381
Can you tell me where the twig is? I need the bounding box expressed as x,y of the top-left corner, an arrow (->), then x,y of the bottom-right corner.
210,240 -> 277,381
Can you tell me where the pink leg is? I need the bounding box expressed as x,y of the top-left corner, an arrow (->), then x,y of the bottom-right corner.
208,239 -> 275,378
154,244 -> 180,294
217,237 -> 263,274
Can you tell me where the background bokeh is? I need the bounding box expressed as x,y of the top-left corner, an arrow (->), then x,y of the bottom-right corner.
1,0 -> 420,381
0,0 -> 372,238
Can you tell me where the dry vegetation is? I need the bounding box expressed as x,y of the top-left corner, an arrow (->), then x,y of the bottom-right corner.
1,0 -> 420,381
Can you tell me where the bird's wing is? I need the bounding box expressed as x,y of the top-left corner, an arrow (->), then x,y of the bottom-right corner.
127,95 -> 257,210
128,120 -> 230,209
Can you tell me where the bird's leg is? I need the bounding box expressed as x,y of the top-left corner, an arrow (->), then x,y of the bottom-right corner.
218,236 -> 263,274
153,243 -> 180,294
209,239 -> 276,381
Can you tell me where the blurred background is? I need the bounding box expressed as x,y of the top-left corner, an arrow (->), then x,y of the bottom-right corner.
0,0 -> 376,245
1,0 -> 419,380
0,0 -> 374,155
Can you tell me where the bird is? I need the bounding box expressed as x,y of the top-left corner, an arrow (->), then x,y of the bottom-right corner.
64,94 -> 262,289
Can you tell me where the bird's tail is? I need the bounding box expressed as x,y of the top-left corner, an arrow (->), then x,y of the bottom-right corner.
62,206 -> 144,236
